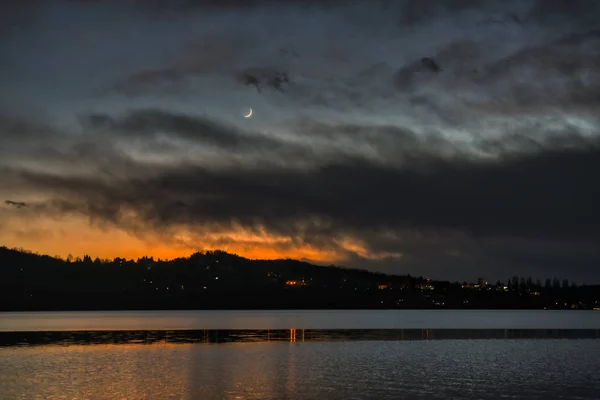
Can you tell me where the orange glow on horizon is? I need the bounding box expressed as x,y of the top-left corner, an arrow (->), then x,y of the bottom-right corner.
0,214 -> 401,264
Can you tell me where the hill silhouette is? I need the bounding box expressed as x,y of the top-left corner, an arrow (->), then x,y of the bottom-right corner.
1,246 -> 598,311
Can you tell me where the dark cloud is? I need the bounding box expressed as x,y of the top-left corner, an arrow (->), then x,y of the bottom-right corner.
421,57 -> 441,72
5,131 -> 599,242
385,28 -> 600,125
236,68 -> 292,93
83,109 -> 309,158
138,0 -> 357,13
108,0 -> 600,126
475,29 -> 600,109
75,110 -> 597,169
397,0 -> 479,25
0,114 -> 58,140
527,0 -> 600,23
294,118 -> 594,162
4,200 -> 27,208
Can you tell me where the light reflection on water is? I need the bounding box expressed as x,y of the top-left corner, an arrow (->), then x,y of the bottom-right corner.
1,339 -> 599,400
1,328 -> 599,347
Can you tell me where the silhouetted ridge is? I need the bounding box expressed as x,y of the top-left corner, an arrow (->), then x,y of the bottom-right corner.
1,246 -> 598,311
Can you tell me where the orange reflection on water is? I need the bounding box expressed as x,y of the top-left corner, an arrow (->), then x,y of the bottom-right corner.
1,342 -> 301,400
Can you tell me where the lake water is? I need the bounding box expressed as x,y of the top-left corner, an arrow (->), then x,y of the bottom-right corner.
1,340 -> 599,399
2,309 -> 600,331
1,310 -> 599,399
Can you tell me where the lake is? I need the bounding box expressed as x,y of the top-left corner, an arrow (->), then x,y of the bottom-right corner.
2,309 -> 600,331
1,310 -> 599,399
1,339 -> 599,399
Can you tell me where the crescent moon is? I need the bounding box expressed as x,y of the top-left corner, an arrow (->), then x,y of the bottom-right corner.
243,108 -> 253,118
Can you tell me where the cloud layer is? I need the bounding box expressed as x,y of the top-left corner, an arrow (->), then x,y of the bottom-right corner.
1,0 -> 599,282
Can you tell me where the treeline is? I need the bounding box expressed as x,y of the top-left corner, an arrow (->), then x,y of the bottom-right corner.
0,246 -> 598,311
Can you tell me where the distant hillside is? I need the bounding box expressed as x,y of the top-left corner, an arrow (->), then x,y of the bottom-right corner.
0,245 -> 415,291
1,246 -> 598,311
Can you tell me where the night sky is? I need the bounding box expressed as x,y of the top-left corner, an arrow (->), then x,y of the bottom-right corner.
1,0 -> 599,283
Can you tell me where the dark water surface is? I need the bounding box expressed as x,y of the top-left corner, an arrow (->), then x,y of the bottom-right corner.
1,339 -> 599,400
1,311 -> 599,399
2,309 -> 600,331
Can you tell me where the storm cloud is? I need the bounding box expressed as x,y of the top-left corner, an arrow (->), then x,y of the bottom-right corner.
4,133 -> 599,239
1,0 -> 599,282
